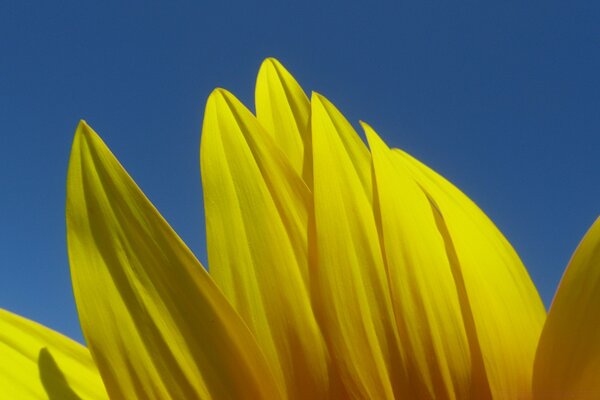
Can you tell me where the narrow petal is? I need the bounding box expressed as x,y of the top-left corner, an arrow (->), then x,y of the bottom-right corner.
310,92 -> 372,198
255,58 -> 311,184
0,308 -> 108,399
533,217 -> 600,399
201,89 -> 329,399
364,123 -> 472,399
394,149 -> 546,399
66,121 -> 281,400
310,93 -> 404,399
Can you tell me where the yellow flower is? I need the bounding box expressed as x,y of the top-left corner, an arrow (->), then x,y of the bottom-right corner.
1,58 -> 599,399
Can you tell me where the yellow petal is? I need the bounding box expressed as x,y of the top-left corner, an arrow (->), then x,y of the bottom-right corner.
0,308 -> 108,399
533,217 -> 600,399
364,123 -> 472,399
66,121 -> 281,400
394,148 -> 546,399
255,58 -> 311,184
310,93 -> 403,399
201,89 -> 329,399
311,92 -> 372,198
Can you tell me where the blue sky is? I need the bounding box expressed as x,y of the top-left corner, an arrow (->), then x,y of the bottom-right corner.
1,1 -> 599,342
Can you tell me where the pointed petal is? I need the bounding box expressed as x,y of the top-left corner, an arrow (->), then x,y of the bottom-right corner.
310,93 -> 403,399
201,89 -> 329,399
310,92 -> 372,197
0,308 -> 108,399
393,148 -> 546,399
533,217 -> 600,399
364,123 -> 472,399
66,121 -> 281,400
255,58 -> 311,184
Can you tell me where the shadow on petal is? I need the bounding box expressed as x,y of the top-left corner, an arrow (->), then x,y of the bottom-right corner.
38,347 -> 82,400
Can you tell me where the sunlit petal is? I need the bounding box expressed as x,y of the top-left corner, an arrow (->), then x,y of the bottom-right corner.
201,89 -> 329,399
394,149 -> 546,399
67,121 -> 281,400
533,217 -> 600,399
255,58 -> 311,184
310,93 -> 405,399
365,123 -> 472,399
0,308 -> 108,399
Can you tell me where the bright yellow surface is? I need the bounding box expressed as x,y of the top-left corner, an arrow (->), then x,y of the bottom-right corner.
394,148 -> 546,399
366,123 -> 472,399
3,57 -> 595,400
311,93 -> 403,399
66,122 -> 280,399
533,218 -> 600,399
0,308 -> 107,399
201,88 -> 328,399
255,58 -> 311,183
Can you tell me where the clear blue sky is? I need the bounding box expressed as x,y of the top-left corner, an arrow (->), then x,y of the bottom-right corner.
1,1 -> 599,343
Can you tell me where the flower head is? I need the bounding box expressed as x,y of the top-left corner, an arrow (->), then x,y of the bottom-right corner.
1,58 -> 599,399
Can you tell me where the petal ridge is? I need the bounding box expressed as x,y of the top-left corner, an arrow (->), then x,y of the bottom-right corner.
67,121 -> 281,400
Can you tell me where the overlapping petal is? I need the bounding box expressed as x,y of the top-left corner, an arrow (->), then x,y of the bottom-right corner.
533,217 -> 600,399
310,93 -> 404,399
66,121 -> 280,400
255,58 -> 311,184
365,123 -> 472,400
201,89 -> 329,399
393,149 -> 546,399
4,57 -> 593,400
0,308 -> 108,399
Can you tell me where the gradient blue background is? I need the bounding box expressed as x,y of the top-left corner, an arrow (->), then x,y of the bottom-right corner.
1,1 -> 599,342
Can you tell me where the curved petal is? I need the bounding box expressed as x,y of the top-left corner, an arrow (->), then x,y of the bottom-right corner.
255,58 -> 311,184
311,93 -> 372,198
201,89 -> 329,399
0,308 -> 108,399
66,121 -> 281,400
310,93 -> 403,399
393,149 -> 546,399
533,217 -> 600,399
364,123 -> 472,400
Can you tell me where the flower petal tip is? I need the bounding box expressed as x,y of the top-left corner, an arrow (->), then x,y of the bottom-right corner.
208,87 -> 230,100
260,57 -> 283,70
310,91 -> 324,102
